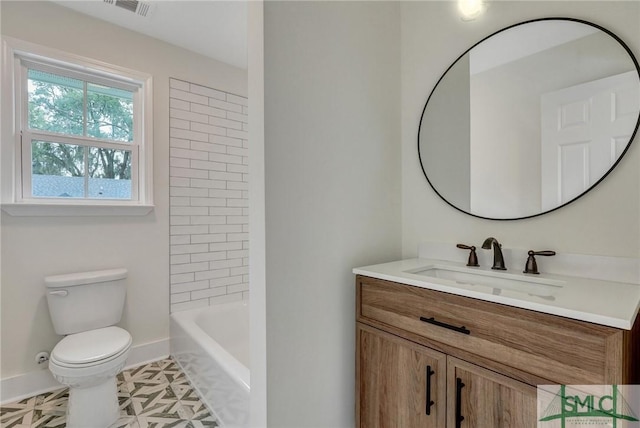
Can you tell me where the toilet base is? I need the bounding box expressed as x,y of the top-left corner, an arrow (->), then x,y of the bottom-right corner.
66,376 -> 120,428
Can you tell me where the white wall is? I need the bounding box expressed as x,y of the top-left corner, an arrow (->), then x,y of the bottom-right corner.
402,1 -> 640,258
168,78 -> 250,312
247,1 -> 267,425
0,1 -> 246,380
262,1 -> 401,426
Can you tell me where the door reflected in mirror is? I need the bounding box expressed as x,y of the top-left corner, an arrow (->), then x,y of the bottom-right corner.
418,18 -> 640,220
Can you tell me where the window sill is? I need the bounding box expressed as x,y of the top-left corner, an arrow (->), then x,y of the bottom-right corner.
1,202 -> 154,217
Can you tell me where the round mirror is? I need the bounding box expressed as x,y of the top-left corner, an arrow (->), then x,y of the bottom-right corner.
418,18 -> 640,220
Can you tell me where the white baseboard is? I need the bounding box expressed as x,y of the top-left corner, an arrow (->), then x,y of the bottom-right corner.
0,368 -> 59,406
123,338 -> 170,370
0,338 -> 170,406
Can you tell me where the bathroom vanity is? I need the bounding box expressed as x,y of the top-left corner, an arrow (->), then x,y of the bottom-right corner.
362,13 -> 640,427
354,260 -> 640,428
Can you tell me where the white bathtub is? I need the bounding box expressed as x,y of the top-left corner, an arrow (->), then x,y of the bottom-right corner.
170,300 -> 250,428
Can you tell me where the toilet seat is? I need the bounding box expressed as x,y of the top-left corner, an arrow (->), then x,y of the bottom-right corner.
51,326 -> 132,368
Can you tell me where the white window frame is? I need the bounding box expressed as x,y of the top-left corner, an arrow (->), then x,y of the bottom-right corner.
1,37 -> 154,216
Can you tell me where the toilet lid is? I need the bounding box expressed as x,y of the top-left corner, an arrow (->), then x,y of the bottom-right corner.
52,326 -> 132,365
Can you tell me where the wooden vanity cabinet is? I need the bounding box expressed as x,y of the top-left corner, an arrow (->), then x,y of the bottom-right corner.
357,324 -> 538,428
446,357 -> 537,428
355,275 -> 640,428
357,324 -> 446,428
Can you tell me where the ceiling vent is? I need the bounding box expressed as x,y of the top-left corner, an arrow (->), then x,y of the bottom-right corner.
103,0 -> 153,18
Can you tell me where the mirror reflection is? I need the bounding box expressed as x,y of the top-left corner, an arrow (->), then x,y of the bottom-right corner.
418,19 -> 640,220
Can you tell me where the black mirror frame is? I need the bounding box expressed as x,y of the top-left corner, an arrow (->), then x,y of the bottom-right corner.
417,17 -> 640,221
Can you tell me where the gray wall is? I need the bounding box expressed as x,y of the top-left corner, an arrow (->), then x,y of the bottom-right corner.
263,1 -> 402,426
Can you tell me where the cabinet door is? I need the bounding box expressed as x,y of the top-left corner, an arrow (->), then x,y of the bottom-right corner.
357,323 -> 446,428
447,357 -> 537,428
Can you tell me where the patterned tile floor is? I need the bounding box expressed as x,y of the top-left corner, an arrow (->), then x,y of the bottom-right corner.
0,358 -> 218,428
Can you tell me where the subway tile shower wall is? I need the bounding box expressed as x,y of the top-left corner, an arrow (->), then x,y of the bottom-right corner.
169,78 -> 249,312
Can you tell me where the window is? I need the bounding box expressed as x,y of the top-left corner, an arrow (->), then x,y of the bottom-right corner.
25,67 -> 137,200
2,38 -> 153,215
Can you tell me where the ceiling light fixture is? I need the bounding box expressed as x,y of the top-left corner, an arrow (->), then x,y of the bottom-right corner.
458,0 -> 486,21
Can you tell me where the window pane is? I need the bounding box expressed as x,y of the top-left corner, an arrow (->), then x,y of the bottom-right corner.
28,70 -> 84,136
31,141 -> 85,198
88,147 -> 132,199
86,83 -> 134,142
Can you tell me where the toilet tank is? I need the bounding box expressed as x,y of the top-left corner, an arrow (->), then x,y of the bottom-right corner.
45,269 -> 127,335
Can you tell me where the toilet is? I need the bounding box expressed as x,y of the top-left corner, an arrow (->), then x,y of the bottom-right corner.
45,268 -> 132,428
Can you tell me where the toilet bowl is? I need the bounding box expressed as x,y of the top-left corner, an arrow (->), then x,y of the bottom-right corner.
48,326 -> 132,428
45,269 -> 131,428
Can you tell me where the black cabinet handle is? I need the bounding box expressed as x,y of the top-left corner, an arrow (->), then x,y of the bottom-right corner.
456,377 -> 465,428
420,316 -> 471,335
425,365 -> 435,415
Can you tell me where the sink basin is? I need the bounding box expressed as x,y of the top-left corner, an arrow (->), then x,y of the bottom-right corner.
405,265 -> 564,297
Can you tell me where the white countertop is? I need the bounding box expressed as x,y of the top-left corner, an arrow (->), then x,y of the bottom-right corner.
353,258 -> 640,330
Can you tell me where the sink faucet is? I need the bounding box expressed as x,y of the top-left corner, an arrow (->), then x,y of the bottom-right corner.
482,237 -> 507,270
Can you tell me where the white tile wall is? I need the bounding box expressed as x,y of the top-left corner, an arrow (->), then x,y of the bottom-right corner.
169,78 -> 249,312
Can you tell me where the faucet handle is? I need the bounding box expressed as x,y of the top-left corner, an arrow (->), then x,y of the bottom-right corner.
456,244 -> 479,267
523,250 -> 556,274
